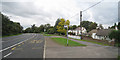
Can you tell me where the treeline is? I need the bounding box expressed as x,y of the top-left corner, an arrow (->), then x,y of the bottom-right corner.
1,13 -> 23,36
24,18 -> 100,35
108,22 -> 120,30
1,11 -> 106,36
108,22 -> 120,47
23,24 -> 54,34
23,18 -> 70,35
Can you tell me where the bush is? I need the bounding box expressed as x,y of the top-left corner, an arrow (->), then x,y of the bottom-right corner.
109,30 -> 120,47
68,32 -> 75,35
47,28 -> 55,34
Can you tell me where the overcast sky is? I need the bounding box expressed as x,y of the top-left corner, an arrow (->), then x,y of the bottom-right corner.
1,0 -> 119,29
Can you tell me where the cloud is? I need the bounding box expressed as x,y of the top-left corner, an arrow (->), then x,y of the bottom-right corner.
2,0 -> 119,29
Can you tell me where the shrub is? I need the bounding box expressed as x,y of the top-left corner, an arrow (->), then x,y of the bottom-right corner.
109,30 -> 120,47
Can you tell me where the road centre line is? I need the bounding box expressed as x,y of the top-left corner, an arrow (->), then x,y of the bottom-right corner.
0,34 -> 36,52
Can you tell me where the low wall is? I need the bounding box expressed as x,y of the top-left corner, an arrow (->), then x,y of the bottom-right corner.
68,35 -> 114,46
68,35 -> 80,39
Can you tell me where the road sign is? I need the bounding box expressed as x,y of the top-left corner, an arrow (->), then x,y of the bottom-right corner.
64,25 -> 68,28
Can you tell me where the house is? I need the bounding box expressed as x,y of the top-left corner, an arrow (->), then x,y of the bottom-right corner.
88,29 -> 97,36
68,27 -> 87,35
90,29 -> 112,41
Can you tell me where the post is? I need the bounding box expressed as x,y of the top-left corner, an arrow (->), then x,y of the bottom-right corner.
67,25 -> 68,46
80,11 -> 82,40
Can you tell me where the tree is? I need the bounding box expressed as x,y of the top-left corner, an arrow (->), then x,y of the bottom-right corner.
110,23 -> 117,29
79,21 -> 97,32
54,18 -> 61,33
44,23 -> 50,32
117,22 -> 120,30
31,24 -> 37,33
69,25 -> 73,30
47,28 -> 54,34
88,22 -> 97,32
99,24 -> 104,29
38,25 -> 44,32
57,18 -> 70,35
109,30 -> 120,46
2,13 -> 23,36
65,20 -> 70,26
24,27 -> 32,33
72,25 -> 77,30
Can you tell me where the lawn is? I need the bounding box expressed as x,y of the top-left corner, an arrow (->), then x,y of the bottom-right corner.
43,33 -> 61,36
51,37 -> 87,47
69,38 -> 109,46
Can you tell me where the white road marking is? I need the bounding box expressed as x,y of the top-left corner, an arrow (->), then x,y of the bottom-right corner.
0,34 -> 36,52
4,52 -> 12,58
43,37 -> 46,60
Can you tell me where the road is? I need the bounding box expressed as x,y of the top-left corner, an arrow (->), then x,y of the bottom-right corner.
1,33 -> 45,59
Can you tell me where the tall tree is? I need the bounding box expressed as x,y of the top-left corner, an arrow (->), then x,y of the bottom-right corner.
57,18 -> 70,35
117,22 -> 120,30
44,23 -> 50,32
110,23 -> 117,29
31,24 -> 37,33
24,27 -> 32,33
38,25 -> 44,32
2,13 -> 23,36
79,21 -> 97,32
54,18 -> 61,33
109,30 -> 120,46
98,24 -> 104,29
72,25 -> 77,30
88,22 -> 97,32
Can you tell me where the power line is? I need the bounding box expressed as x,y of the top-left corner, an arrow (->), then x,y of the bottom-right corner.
82,0 -> 104,12
69,13 -> 79,19
68,0 -> 104,19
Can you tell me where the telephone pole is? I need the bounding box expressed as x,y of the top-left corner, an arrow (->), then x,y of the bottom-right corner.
80,11 -> 82,40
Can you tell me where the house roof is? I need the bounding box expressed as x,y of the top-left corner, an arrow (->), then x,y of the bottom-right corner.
88,29 -> 97,35
96,29 -> 112,36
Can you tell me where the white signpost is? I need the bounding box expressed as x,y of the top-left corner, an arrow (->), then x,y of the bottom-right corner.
64,25 -> 68,46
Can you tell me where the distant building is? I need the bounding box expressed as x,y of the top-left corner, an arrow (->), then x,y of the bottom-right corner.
68,27 -> 87,35
90,29 -> 112,40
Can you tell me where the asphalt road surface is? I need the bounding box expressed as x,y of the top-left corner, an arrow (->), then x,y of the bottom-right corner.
1,33 -> 45,59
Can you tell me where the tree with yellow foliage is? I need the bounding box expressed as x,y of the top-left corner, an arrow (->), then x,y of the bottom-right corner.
57,18 -> 70,35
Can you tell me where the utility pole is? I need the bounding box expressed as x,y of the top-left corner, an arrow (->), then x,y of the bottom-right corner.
80,11 -> 82,40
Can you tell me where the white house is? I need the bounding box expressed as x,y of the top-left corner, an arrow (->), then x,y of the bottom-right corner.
90,29 -> 112,41
68,27 -> 87,35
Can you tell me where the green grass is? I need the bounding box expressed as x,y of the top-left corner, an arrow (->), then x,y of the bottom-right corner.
51,37 -> 87,47
115,43 -> 120,47
69,37 -> 110,46
118,56 -> 120,60
43,33 -> 61,36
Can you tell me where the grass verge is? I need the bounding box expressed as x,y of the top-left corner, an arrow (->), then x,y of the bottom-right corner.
51,37 -> 87,47
69,38 -> 109,46
43,33 -> 61,36
118,56 -> 120,60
